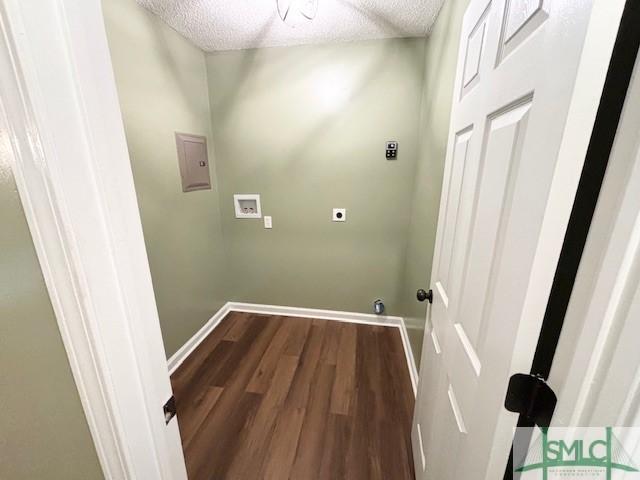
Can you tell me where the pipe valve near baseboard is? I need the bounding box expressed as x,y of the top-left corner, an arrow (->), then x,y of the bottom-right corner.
373,299 -> 385,315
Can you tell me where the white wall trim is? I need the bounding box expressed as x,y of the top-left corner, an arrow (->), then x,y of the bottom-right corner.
168,302 -> 419,395
168,303 -> 232,374
228,302 -> 405,326
0,8 -> 128,477
397,317 -> 419,395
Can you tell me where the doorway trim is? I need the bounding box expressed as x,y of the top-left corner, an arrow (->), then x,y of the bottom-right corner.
0,0 -> 186,478
529,0 -> 640,380
503,0 -> 640,477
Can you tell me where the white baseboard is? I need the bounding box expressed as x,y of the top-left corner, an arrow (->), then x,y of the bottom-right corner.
398,319 -> 419,395
167,303 -> 232,374
227,302 -> 404,326
167,301 -> 419,394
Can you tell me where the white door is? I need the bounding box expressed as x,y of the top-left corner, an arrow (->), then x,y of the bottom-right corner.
411,0 -> 624,478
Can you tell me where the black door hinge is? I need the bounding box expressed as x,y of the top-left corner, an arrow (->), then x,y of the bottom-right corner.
163,395 -> 177,424
504,374 -> 557,428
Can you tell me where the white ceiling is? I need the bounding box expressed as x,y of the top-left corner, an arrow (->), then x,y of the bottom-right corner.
135,0 -> 444,52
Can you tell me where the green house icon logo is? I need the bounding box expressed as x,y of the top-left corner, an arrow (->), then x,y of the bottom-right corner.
515,427 -> 639,479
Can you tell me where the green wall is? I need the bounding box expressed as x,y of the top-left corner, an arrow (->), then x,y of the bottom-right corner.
103,0 -> 229,357
398,0 -> 470,364
103,0 -> 467,367
0,157 -> 103,478
0,2 -> 467,474
205,38 -> 425,315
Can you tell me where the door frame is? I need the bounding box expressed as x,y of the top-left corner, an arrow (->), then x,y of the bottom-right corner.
505,0 -> 640,477
0,0 -> 186,478
530,0 -> 640,382
481,0 -> 631,475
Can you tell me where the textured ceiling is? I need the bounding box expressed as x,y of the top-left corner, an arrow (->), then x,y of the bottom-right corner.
135,0 -> 444,52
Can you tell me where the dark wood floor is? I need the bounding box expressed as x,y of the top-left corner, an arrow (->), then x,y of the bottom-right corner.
171,312 -> 415,480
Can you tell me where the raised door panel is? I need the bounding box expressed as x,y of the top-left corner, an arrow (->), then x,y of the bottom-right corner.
414,321 -> 445,473
435,127 -> 474,310
461,3 -> 492,98
456,99 -> 532,348
424,376 -> 466,479
496,0 -> 549,64
450,98 -> 533,421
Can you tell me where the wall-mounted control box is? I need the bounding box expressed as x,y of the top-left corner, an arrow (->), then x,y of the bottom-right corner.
386,141 -> 398,160
234,194 -> 262,218
176,132 -> 211,192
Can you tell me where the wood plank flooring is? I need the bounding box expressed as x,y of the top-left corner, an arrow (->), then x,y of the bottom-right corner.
171,312 -> 416,480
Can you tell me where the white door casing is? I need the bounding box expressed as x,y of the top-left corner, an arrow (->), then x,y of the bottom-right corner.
550,53 -> 640,430
0,0 -> 187,478
412,0 -> 627,478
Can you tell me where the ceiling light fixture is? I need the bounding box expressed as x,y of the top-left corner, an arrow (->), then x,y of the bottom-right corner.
277,0 -> 318,27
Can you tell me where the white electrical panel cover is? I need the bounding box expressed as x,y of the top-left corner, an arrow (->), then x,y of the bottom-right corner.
175,133 -> 211,192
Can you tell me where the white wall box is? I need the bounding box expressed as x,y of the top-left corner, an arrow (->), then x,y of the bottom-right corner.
234,194 -> 262,218
333,208 -> 346,222
175,133 -> 211,192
